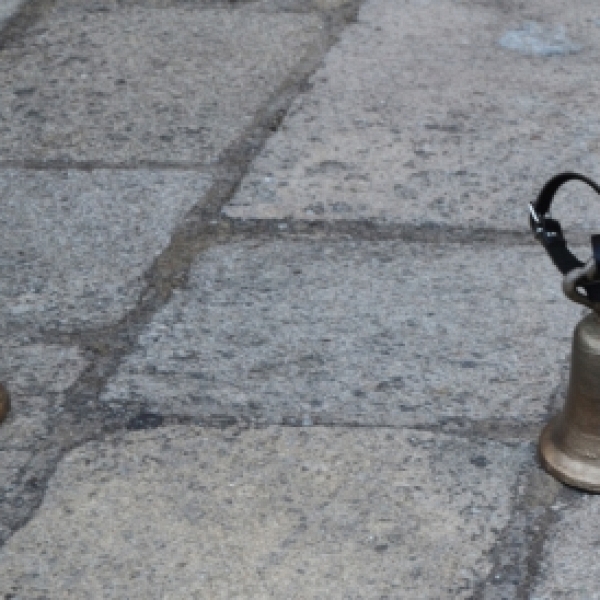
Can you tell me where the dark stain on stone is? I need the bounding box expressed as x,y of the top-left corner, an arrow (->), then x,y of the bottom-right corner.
376,377 -> 405,391
461,360 -> 479,369
126,411 -> 165,431
470,455 -> 489,468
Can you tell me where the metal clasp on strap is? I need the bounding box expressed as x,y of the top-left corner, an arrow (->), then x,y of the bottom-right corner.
529,203 -> 556,241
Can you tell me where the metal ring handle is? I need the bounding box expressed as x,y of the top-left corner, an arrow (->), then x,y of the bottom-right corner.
562,258 -> 599,311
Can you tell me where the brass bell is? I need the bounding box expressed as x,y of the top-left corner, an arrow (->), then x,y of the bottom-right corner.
0,383 -> 9,424
540,258 -> 600,491
530,172 -> 600,491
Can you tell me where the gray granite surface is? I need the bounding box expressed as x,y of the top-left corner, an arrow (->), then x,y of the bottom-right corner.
0,169 -> 211,330
0,338 -> 87,543
102,240 -> 580,428
0,0 -> 597,596
532,494 -> 600,600
0,4 -> 323,164
0,426 -> 532,599
225,0 -> 600,234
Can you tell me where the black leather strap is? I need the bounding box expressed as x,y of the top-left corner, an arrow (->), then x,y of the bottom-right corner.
530,172 -> 600,302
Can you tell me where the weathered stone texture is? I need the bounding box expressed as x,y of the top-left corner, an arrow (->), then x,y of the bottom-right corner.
532,495 -> 600,600
0,426 -> 530,598
0,340 -> 87,542
102,240 -> 579,427
226,0 -> 600,233
0,169 -> 210,329
0,6 -> 323,163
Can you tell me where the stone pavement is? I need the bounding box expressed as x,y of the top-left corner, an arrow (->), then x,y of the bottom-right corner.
1,0 -> 600,597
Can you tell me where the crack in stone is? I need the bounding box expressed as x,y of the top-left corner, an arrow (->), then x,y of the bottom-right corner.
22,213 -> 549,349
118,413 -> 548,440
223,216 -> 540,244
0,0 -> 366,547
472,474 -> 583,600
471,467 -> 559,599
469,370 -> 572,598
1,5 -> 581,591
513,485 -> 584,599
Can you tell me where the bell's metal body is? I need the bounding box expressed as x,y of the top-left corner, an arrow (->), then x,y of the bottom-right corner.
540,311 -> 600,491
530,173 -> 600,490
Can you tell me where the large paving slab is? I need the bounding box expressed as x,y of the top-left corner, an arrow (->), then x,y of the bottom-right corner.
225,0 -> 600,234
532,495 -> 600,599
102,239 -> 581,428
0,337 -> 88,543
0,4 -> 323,163
0,425 -> 534,598
0,169 -> 210,330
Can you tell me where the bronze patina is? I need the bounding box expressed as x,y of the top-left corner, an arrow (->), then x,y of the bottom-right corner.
540,309 -> 600,491
531,173 -> 600,491
0,383 -> 9,424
